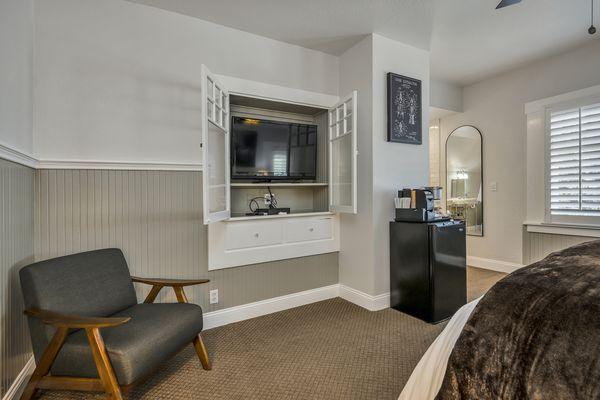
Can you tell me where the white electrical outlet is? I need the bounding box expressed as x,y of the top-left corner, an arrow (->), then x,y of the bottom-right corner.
209,289 -> 219,304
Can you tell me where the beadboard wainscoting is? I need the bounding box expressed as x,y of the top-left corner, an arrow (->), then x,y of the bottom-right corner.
0,159 -> 35,398
523,231 -> 595,265
34,169 -> 339,313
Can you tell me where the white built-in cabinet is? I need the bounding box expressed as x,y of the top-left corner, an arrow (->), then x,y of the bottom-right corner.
201,65 -> 358,270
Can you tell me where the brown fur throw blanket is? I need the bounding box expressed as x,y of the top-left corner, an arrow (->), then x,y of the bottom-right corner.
436,240 -> 600,400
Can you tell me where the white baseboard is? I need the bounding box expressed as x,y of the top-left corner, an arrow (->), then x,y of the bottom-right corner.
467,255 -> 524,274
2,356 -> 35,400
203,283 -> 391,329
338,285 -> 390,311
5,283 -> 386,398
202,284 -> 340,330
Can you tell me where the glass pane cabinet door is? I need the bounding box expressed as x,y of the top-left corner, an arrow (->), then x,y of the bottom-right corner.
329,91 -> 358,214
207,123 -> 227,214
201,65 -> 230,224
331,134 -> 352,206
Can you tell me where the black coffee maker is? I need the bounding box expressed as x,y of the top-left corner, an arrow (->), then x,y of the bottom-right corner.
394,188 -> 445,222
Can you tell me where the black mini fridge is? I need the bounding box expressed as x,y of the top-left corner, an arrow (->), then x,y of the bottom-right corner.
389,220 -> 466,323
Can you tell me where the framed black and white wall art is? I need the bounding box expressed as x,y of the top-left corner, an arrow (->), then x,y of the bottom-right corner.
387,72 -> 422,144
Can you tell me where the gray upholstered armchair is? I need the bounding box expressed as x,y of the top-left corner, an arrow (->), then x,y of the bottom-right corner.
19,248 -> 211,400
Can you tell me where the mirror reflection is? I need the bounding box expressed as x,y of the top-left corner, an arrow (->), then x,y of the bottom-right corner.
446,126 -> 483,236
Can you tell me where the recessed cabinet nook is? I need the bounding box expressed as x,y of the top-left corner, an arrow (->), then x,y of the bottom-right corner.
201,65 -> 358,270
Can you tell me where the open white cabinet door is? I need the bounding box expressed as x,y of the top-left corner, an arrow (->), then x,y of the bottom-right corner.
329,91 -> 358,214
201,65 -> 230,224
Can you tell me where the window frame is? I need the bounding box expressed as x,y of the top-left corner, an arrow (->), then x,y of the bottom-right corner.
545,94 -> 600,226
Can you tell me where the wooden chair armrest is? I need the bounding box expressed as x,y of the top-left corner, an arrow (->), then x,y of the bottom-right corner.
24,308 -> 131,329
131,276 -> 210,287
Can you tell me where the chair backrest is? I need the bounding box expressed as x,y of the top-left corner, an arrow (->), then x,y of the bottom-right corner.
20,248 -> 138,360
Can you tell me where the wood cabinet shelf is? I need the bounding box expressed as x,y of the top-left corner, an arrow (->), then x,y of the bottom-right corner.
228,211 -> 334,222
230,182 -> 328,188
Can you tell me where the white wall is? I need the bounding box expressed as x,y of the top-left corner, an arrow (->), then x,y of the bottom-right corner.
430,79 -> 462,113
338,36 -> 375,295
440,39 -> 600,265
338,34 -> 430,296
34,0 -> 432,300
33,0 -> 339,165
372,34 -> 430,295
429,120 -> 441,186
0,0 -> 34,156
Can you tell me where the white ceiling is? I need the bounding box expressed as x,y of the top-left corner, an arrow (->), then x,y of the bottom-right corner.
127,0 -> 600,86
126,0 -> 435,54
430,0 -> 599,85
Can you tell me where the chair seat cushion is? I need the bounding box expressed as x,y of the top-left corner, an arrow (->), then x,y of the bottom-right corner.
51,303 -> 204,385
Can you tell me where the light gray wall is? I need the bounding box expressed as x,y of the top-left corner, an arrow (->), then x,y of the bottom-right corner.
0,0 -> 33,156
0,159 -> 34,397
440,39 -> 600,265
430,79 -> 462,113
34,170 -> 339,312
337,34 -> 431,296
371,34 -> 430,295
0,0 -> 35,395
33,0 -> 339,166
338,35 -> 375,295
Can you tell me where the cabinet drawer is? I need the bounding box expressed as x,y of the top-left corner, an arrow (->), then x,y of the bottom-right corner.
225,222 -> 283,250
284,217 -> 333,243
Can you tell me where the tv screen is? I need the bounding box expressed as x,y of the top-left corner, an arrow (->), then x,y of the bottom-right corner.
231,116 -> 317,180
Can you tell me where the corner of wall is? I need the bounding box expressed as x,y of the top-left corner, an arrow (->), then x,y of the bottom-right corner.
0,0 -> 35,159
430,79 -> 463,114
371,34 -> 431,296
338,33 -> 432,297
337,34 -> 376,296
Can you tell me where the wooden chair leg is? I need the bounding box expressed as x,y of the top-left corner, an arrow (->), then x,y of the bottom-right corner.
143,285 -> 162,304
193,335 -> 212,370
173,286 -> 212,370
86,328 -> 123,400
20,327 -> 69,400
173,286 -> 189,304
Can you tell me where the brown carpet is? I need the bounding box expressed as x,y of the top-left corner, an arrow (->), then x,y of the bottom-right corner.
38,298 -> 445,400
467,266 -> 506,301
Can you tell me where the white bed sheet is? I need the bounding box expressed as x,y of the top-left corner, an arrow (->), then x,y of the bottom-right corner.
398,297 -> 481,400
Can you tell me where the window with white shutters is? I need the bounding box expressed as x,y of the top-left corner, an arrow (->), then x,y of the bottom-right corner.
549,102 -> 600,218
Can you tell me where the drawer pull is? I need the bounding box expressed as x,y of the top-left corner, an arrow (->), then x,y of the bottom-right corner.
309,228 -> 314,232
254,233 -> 259,238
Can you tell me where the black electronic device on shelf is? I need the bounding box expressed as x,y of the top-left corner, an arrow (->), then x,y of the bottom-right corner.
246,207 -> 291,216
231,116 -> 317,181
245,186 -> 290,216
394,188 -> 446,222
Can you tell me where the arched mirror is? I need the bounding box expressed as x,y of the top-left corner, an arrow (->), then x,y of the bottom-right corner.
446,126 -> 483,236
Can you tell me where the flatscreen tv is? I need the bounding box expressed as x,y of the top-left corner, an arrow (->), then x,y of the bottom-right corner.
231,116 -> 317,180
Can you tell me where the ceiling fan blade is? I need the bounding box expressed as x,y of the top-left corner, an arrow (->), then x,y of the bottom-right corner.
496,0 -> 522,9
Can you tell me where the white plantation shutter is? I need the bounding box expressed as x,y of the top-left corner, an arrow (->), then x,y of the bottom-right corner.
549,102 -> 600,217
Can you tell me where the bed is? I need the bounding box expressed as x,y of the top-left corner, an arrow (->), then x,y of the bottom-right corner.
399,240 -> 600,400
